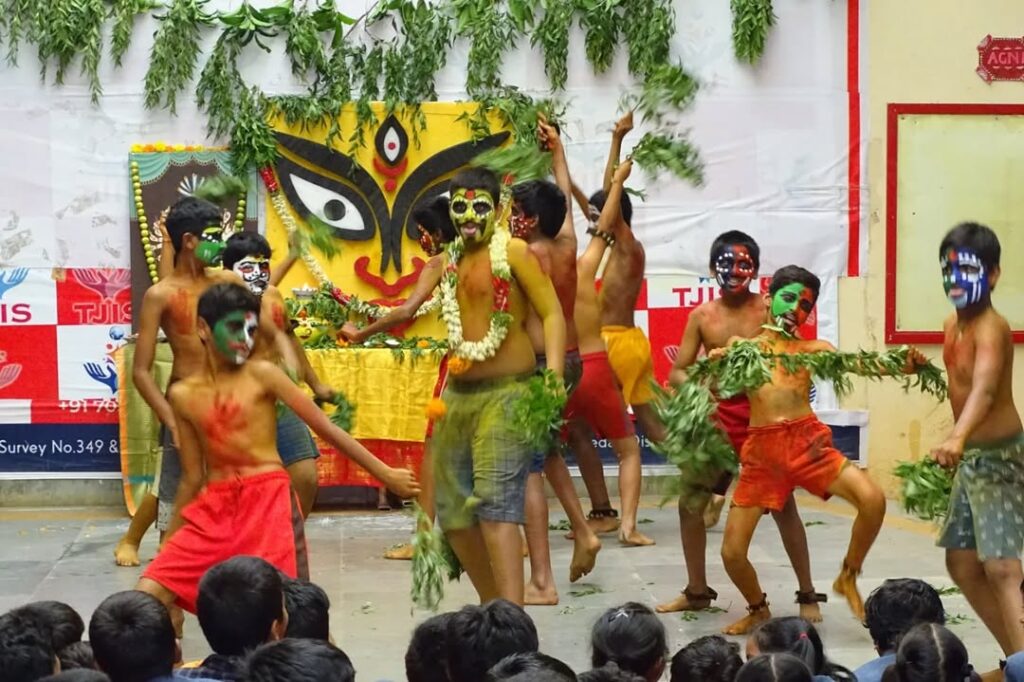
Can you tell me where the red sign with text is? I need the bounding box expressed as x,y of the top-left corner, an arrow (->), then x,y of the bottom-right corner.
977,35 -> 1024,82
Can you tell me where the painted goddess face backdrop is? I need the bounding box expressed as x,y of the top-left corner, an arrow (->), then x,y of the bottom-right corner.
233,256 -> 271,296
212,310 -> 259,365
713,244 -> 757,294
449,188 -> 496,246
770,283 -> 815,334
940,248 -> 989,309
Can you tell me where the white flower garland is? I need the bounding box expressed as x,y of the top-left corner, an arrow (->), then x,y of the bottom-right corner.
439,229 -> 513,362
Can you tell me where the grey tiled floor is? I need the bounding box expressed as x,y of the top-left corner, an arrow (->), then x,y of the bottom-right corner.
0,495 -> 1005,680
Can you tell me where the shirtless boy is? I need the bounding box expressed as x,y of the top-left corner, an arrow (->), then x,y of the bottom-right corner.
430,167 -> 565,605
657,232 -> 818,623
715,265 -> 920,634
933,222 -> 1024,657
114,197 -> 239,567
512,120 -> 601,604
136,283 -> 418,615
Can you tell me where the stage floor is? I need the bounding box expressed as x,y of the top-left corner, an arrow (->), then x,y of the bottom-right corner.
0,494 -> 1003,680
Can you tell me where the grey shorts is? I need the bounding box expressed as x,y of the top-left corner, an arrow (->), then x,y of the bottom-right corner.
937,433 -> 1024,561
276,403 -> 320,466
432,374 -> 532,530
157,424 -> 178,531
529,349 -> 583,474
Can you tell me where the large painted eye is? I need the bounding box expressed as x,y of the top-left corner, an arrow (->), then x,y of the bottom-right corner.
289,174 -> 365,234
451,200 -> 469,215
472,201 -> 492,216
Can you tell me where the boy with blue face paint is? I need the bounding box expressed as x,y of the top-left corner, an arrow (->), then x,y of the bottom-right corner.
933,222 -> 1024,659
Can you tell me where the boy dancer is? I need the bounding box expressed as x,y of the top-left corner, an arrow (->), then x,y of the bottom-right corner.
933,222 -> 1024,657
115,197 -> 239,567
137,283 -> 418,614
430,167 -> 566,605
715,265 -> 921,634
657,232 -> 818,622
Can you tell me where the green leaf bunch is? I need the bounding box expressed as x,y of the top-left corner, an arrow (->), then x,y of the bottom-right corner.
228,87 -> 277,175
192,173 -> 247,203
532,0 -> 574,91
731,0 -> 776,65
511,369 -> 569,454
410,502 -> 462,611
631,132 -> 705,186
3,0 -> 41,65
110,0 -> 160,68
624,62 -> 699,126
283,1 -> 328,79
621,0 -> 674,78
451,0 -> 513,97
305,214 -> 343,261
893,458 -> 953,522
576,0 -> 618,74
144,0 -> 217,114
35,0 -> 107,103
325,391 -> 356,432
475,143 -> 553,183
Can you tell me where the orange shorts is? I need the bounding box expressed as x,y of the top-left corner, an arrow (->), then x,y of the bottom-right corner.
732,414 -> 849,512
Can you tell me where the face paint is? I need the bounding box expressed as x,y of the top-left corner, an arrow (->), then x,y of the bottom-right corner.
416,226 -> 441,257
195,225 -> 226,266
449,188 -> 496,246
713,244 -> 757,294
211,310 -> 258,365
509,203 -> 537,240
232,256 -> 271,297
941,248 -> 989,309
770,282 -> 815,334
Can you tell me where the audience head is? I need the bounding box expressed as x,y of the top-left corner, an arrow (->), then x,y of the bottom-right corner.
864,579 -> 946,655
244,638 -> 354,682
588,188 -> 633,227
736,654 -> 813,682
590,602 -> 666,682
88,591 -> 176,682
748,617 -> 854,681
0,610 -> 58,682
39,671 -> 110,682
445,599 -> 539,682
406,612 -> 452,682
486,652 -> 577,681
579,662 -> 647,682
511,180 -> 567,240
282,577 -> 331,641
196,556 -> 287,656
669,634 -> 743,682
57,642 -> 95,671
11,601 -> 84,652
881,623 -> 978,682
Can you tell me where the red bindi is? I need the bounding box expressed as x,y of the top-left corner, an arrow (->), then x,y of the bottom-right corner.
465,189 -> 476,199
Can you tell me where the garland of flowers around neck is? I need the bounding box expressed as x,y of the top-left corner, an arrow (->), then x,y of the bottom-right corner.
260,165 -> 440,321
439,228 -> 513,368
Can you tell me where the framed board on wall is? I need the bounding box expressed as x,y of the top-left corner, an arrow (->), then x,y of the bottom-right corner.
885,103 -> 1024,344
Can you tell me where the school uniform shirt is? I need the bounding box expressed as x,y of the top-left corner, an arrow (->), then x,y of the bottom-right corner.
174,654 -> 244,681
852,653 -> 896,682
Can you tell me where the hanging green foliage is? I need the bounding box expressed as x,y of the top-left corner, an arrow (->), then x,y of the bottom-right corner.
451,0 -> 513,97
195,33 -> 245,140
144,0 -> 217,114
731,0 -> 776,65
622,0 -> 674,78
34,0 -> 107,103
228,87 -> 277,176
631,132 -> 705,185
3,0 -> 40,65
893,458 -> 954,522
282,1 -> 329,79
110,0 -> 160,68
532,0 -> 575,92
576,0 -> 619,74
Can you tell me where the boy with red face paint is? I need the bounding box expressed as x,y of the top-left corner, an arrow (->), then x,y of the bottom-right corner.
136,283 -> 419,618
713,265 -> 925,635
932,223 -> 1024,658
657,233 -> 819,626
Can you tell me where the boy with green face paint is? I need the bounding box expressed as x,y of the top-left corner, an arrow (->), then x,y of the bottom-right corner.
136,283 -> 419,617
711,265 -> 926,636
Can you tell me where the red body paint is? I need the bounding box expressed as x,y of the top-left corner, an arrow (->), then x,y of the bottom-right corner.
272,303 -> 285,330
201,393 -> 246,454
168,288 -> 195,335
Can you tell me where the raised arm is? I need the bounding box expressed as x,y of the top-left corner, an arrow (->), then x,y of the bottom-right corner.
163,387 -> 205,539
269,231 -> 301,288
603,112 -> 633,193
132,286 -> 177,445
340,256 -> 444,343
257,361 -> 420,498
538,117 -> 576,247
509,239 -> 566,377
578,159 -> 632,284
570,182 -> 594,221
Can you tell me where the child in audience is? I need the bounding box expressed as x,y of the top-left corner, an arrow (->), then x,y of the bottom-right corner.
88,591 -> 188,682
40,672 -> 111,682
589,602 -> 666,682
244,639 -> 354,682
737,654 -> 813,682
445,600 -> 539,682
669,635 -> 743,682
282,577 -> 331,641
880,623 -> 979,682
486,652 -> 577,681
747,617 -> 855,681
57,643 -> 96,672
179,556 -> 287,680
0,609 -> 59,681
578,664 -> 647,682
9,601 -> 85,655
855,579 -> 946,682
406,613 -> 453,682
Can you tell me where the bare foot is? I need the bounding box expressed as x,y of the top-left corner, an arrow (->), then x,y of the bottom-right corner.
832,568 -> 865,622
569,533 -> 601,582
799,602 -> 823,623
565,513 -> 620,539
703,495 -> 726,529
384,543 -> 413,560
722,606 -> 771,635
114,538 -> 141,567
524,582 -> 559,605
618,527 -> 655,547
656,589 -> 715,613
